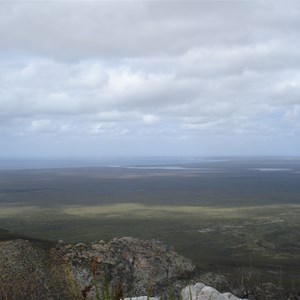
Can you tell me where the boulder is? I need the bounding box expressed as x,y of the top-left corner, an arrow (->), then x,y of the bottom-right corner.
181,283 -> 247,300
57,236 -> 195,299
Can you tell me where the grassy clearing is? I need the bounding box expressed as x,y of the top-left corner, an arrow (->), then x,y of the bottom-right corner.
60,203 -> 300,219
1,203 -> 300,271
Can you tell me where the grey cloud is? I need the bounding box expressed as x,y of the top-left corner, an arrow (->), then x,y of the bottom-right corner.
1,1 -> 299,59
0,56 -> 299,137
1,1 -> 300,156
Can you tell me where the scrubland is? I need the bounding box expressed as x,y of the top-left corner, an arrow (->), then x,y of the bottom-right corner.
1,158 -> 300,293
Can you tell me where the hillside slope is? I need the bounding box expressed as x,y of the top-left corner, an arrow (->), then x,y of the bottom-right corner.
0,232 -> 196,300
0,237 -> 80,300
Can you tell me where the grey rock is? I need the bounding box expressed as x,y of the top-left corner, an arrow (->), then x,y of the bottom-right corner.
0,236 -> 249,300
57,236 -> 195,299
0,239 -> 80,300
181,283 -> 248,300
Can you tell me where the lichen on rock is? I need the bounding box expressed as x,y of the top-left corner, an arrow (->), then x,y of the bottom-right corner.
0,235 -> 247,300
57,236 -> 195,299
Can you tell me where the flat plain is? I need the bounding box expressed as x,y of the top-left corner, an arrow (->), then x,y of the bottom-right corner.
1,157 -> 300,289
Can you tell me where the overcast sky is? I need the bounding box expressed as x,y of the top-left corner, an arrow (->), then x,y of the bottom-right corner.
1,0 -> 300,158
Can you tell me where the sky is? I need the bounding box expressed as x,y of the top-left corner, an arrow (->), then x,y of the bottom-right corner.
1,0 -> 300,158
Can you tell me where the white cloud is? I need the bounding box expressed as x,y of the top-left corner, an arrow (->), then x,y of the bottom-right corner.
1,1 -> 300,156
284,105 -> 300,122
143,114 -> 159,125
29,119 -> 55,133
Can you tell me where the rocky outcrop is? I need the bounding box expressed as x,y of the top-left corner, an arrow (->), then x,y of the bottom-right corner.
0,235 -> 247,300
57,237 -> 195,299
0,239 -> 80,300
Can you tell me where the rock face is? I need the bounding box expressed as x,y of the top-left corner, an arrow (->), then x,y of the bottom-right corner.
181,283 -> 246,300
0,235 -> 246,300
0,239 -> 80,300
57,237 -> 195,299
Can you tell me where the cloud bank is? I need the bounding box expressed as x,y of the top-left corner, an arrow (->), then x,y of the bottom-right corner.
1,1 -> 300,157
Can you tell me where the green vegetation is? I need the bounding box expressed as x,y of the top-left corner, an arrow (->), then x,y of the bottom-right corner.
1,201 -> 300,291
1,158 -> 300,293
